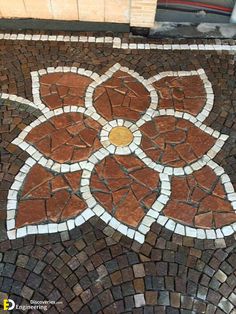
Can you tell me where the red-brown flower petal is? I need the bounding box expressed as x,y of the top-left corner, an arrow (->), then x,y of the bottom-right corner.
40,73 -> 93,109
25,113 -> 101,163
16,165 -> 87,228
153,75 -> 206,116
140,116 -> 216,167
163,166 -> 235,229
93,70 -> 150,122
91,155 -> 160,228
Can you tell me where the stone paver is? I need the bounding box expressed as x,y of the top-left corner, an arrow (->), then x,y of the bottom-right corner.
0,31 -> 236,313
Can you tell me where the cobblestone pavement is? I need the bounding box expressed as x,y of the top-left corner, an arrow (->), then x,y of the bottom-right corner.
0,31 -> 236,313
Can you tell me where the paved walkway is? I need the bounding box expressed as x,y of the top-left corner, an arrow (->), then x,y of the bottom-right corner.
0,32 -> 236,313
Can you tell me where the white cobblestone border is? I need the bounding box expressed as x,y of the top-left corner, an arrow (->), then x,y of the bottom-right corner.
6,158 -> 95,240
153,161 -> 236,240
0,93 -> 38,109
84,62 -> 158,121
135,109 -> 229,177
31,66 -> 106,118
6,147 -> 171,244
1,33 -> 236,52
82,147 -> 171,244
4,63 -> 236,242
11,105 -> 106,173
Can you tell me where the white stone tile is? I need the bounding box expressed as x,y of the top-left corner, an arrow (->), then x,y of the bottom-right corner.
127,228 -> 135,239
175,224 -> 185,236
117,224 -> 128,235
195,229 -> 206,239
185,226 -> 197,238
75,215 -> 85,226
101,212 -> 111,224
165,220 -> 176,231
58,222 -> 68,232
27,226 -> 38,234
134,232 -> 145,244
138,224 -> 150,234
205,230 -> 216,239
48,224 -> 58,233
152,200 -> 164,212
17,227 -> 27,238
157,216 -> 168,226
7,230 -> 16,240
222,225 -> 234,236
216,229 -> 224,238
158,195 -> 169,205
93,205 -> 105,216
109,218 -> 120,230
67,220 -> 75,230
82,208 -> 94,220
7,219 -> 15,230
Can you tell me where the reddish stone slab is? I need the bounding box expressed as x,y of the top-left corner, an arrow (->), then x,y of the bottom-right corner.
40,73 -> 93,109
115,190 -> 145,227
195,212 -> 213,229
91,155 -> 160,228
164,201 -> 197,225
25,113 -> 102,164
199,195 -> 232,213
214,212 -> 236,228
166,166 -> 235,229
51,176 -> 69,192
21,164 -> 53,197
46,189 -> 71,222
93,70 -> 150,122
16,165 -> 86,227
61,194 -> 87,220
171,177 -> 189,201
16,199 -> 47,228
64,172 -> 82,192
153,75 -> 206,116
140,116 -> 216,167
130,168 -> 159,190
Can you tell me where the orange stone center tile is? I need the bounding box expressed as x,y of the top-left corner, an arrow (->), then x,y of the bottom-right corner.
109,126 -> 133,147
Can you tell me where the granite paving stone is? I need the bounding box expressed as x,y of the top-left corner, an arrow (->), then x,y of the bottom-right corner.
0,31 -> 236,313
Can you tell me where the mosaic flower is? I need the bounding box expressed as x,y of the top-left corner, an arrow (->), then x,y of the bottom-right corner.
7,64 -> 236,243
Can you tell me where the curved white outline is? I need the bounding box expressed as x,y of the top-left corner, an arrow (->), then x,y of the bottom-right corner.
6,148 -> 170,244
0,93 -> 38,109
11,105 -> 106,173
84,62 -> 158,126
31,66 -> 105,118
146,68 -> 214,124
154,161 -> 236,240
136,109 -> 229,176
6,157 -> 95,240
4,64 -> 236,242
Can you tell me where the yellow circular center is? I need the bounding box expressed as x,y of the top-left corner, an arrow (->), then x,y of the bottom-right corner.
109,126 -> 134,147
